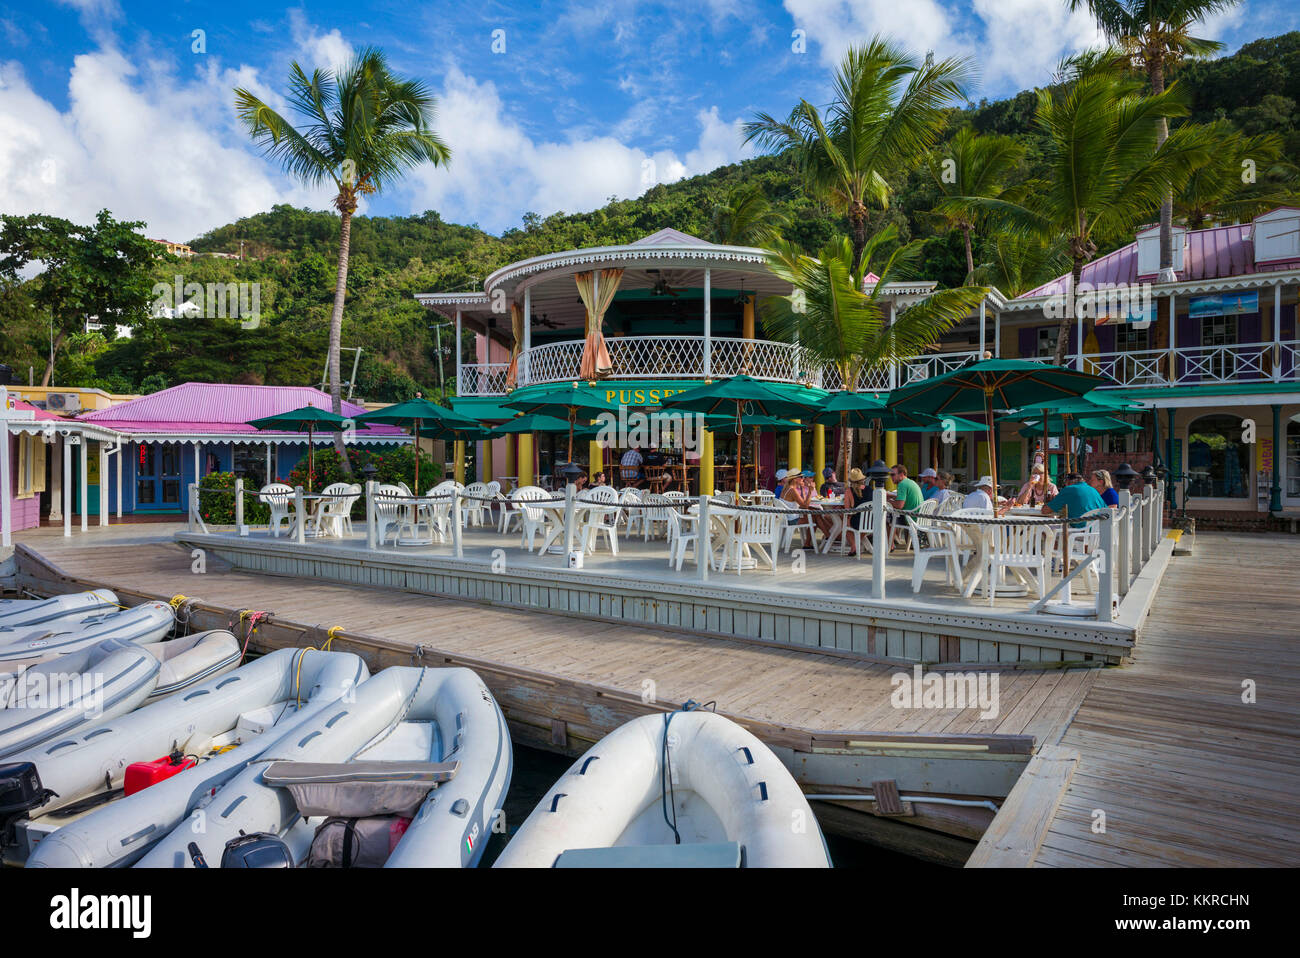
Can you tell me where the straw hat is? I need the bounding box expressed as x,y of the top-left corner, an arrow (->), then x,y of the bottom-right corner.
847,468 -> 867,483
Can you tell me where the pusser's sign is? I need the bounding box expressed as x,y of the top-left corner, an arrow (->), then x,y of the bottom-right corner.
601,385 -> 691,406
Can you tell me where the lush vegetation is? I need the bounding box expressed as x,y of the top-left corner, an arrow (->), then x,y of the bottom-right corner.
2,31 -> 1298,395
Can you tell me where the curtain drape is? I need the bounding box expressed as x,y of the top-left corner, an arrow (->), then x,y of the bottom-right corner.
505,302 -> 524,390
576,268 -> 623,380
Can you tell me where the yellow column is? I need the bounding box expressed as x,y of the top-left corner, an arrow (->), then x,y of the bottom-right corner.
742,296 -> 755,339
884,431 -> 898,490
788,421 -> 802,474
481,438 -> 493,483
504,433 -> 517,481
454,441 -> 465,484
699,430 -> 714,495
517,434 -> 534,487
813,423 -> 825,479
589,438 -> 602,480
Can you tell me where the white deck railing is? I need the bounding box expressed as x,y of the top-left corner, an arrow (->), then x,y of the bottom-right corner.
1079,340 -> 1299,388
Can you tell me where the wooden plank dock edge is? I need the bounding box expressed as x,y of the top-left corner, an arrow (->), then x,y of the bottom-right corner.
964,745 -> 1080,868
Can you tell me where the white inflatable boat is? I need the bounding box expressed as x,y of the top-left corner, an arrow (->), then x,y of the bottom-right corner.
0,602 -> 175,664
6,647 -> 369,867
495,709 -> 831,868
0,639 -> 161,760
0,590 -> 120,630
139,630 -> 243,701
134,665 -> 511,869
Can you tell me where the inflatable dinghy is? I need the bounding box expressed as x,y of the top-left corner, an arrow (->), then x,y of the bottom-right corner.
139,630 -> 242,701
134,665 -> 511,869
0,639 -> 161,760
0,590 -> 120,630
495,709 -> 831,868
6,648 -> 369,867
0,602 -> 174,664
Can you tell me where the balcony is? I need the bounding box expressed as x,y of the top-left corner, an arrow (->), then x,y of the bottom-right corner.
455,336 -> 1300,398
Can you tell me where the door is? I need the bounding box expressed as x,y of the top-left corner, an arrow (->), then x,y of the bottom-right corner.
136,442 -> 183,511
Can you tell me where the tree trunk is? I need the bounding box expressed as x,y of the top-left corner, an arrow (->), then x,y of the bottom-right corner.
849,202 -> 868,276
961,223 -> 975,282
330,208 -> 353,475
40,327 -> 67,387
1151,57 -> 1174,275
1053,258 -> 1083,366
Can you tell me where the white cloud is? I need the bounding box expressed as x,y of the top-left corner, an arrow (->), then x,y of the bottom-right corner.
784,0 -> 969,69
406,68 -> 753,233
0,50 -> 322,240
971,0 -> 1105,93
287,9 -> 354,73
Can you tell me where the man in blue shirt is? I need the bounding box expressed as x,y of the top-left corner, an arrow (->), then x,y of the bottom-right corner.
1042,472 -> 1107,527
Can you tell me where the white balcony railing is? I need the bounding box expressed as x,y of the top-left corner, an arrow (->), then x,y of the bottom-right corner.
456,337 -> 1300,396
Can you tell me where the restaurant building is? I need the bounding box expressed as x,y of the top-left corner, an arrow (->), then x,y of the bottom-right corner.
419,213 -> 1300,524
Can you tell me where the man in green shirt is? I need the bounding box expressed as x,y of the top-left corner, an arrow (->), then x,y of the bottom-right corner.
1042,472 -> 1107,528
888,464 -> 923,512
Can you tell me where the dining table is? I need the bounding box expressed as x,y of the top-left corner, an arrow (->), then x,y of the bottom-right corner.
945,509 -> 1059,598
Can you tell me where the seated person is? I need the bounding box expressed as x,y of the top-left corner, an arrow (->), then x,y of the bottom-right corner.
930,472 -> 956,505
781,470 -> 819,549
887,464 -> 924,512
1089,469 -> 1119,507
819,467 -> 843,497
1042,472 -> 1107,527
619,445 -> 644,488
591,471 -> 608,487
839,468 -> 870,555
773,467 -> 788,499
918,467 -> 940,499
963,475 -> 996,511
1015,463 -> 1059,507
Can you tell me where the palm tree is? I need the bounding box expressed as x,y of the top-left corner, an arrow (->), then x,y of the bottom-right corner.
762,226 -> 987,477
744,37 -> 971,273
972,233 -> 1071,298
926,127 -> 1025,280
236,48 -> 450,470
1067,0 -> 1242,275
1174,121 -> 1296,228
709,182 -> 789,247
939,53 -> 1212,364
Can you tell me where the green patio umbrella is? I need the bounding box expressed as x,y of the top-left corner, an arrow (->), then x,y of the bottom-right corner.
809,391 -> 889,489
662,375 -> 823,492
505,382 -> 623,466
355,398 -> 482,491
247,404 -> 353,493
704,413 -> 802,491
887,359 -> 1111,503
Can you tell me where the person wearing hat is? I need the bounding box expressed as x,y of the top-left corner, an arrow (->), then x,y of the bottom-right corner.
781,468 -> 819,549
819,466 -> 843,498
837,467 -> 869,555
774,467 -> 788,499
918,467 -> 940,500
963,476 -> 996,511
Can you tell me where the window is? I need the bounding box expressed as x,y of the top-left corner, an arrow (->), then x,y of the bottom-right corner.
1116,326 -> 1151,351
1200,315 -> 1238,380
1288,418 -> 1300,499
1186,414 -> 1249,498
1035,327 -> 1059,359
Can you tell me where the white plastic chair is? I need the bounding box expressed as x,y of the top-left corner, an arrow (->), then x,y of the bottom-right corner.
461,481 -> 489,527
373,484 -> 408,545
772,498 -> 816,553
619,487 -> 644,536
579,485 -> 621,554
1067,519 -> 1101,593
729,507 -> 784,574
259,482 -> 295,537
666,508 -> 699,570
906,513 -> 965,593
750,489 -> 776,506
511,487 -> 550,552
640,493 -> 672,541
484,480 -> 502,527
831,504 -> 874,558
986,522 -> 1051,605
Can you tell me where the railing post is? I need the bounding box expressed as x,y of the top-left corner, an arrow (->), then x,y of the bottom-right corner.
1141,488 -> 1154,564
187,483 -> 196,533
1131,493 -> 1144,574
1098,515 -> 1114,620
871,487 -> 886,600
294,485 -> 306,544
698,494 -> 710,583
235,478 -> 246,536
365,480 -> 377,551
1116,491 -> 1130,596
564,482 -> 576,557
451,488 -> 464,559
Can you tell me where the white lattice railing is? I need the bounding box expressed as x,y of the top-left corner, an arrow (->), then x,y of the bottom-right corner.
1076,341 -> 1300,387
457,363 -> 510,396
1080,348 -> 1170,387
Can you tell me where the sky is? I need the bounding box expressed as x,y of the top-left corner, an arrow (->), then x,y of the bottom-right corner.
0,0 -> 1290,241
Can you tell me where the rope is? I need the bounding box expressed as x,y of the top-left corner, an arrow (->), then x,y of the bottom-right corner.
659,699 -> 716,845
234,610 -> 271,664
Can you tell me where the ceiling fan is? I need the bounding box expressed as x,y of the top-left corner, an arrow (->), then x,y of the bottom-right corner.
645,268 -> 684,297
531,312 -> 561,329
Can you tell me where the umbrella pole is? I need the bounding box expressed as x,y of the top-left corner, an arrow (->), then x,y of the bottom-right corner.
735,402 -> 742,494
1042,410 -> 1050,482
985,392 -> 999,514
307,423 -> 314,494
841,412 -> 849,556
414,420 -> 421,492
567,408 -> 575,466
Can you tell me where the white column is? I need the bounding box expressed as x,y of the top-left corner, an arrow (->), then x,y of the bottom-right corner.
703,268 -> 712,378
193,442 -> 200,486
1273,280 -> 1283,383
978,299 -> 986,357
0,424 -> 11,548
49,440 -> 63,522
522,287 -> 531,384
79,438 -> 88,532
993,309 -> 1001,357
871,486 -> 886,599
115,444 -> 122,518
266,442 -> 273,482
98,441 -> 108,526
1075,309 -> 1084,371
454,308 -> 463,395
63,435 -> 72,537
1168,291 -> 1177,383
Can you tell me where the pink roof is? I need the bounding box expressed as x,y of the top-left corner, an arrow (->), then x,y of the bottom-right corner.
1018,219 -> 1298,300
13,399 -> 63,421
77,383 -> 405,437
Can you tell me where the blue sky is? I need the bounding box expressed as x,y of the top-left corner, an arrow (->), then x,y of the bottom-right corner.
1,0 -> 1292,240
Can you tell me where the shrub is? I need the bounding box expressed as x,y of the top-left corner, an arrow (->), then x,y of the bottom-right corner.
198,471 -> 271,525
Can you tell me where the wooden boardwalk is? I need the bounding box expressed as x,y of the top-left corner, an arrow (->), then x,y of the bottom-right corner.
973,532 -> 1300,867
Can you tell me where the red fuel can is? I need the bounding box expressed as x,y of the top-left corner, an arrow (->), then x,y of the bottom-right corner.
124,753 -> 197,796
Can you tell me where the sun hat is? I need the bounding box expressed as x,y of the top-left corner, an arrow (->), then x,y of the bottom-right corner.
801,469 -> 815,478
822,467 -> 834,478
977,475 -> 994,488
775,468 -> 788,480
919,467 -> 938,478
847,468 -> 866,483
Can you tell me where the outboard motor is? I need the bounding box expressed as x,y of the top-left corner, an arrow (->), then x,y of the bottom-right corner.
220,831 -> 295,868
0,762 -> 55,845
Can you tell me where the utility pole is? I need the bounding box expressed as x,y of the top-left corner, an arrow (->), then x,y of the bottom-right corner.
429,321 -> 451,401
